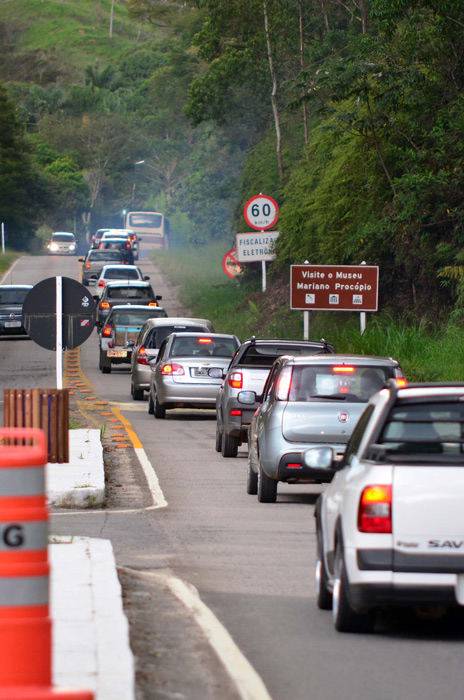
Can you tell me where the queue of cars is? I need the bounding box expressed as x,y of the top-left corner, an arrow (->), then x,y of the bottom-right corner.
76,243 -> 464,634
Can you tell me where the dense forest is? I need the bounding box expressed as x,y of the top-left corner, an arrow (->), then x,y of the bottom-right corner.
1,0 -> 464,317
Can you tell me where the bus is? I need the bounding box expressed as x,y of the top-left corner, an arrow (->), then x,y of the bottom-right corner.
124,211 -> 170,249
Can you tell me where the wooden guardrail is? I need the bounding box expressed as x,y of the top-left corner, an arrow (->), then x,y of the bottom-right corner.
3,389 -> 69,463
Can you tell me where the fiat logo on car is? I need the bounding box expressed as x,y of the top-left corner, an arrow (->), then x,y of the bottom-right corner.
338,412 -> 349,423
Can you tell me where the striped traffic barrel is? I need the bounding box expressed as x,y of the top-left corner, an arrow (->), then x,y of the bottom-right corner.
0,428 -> 51,687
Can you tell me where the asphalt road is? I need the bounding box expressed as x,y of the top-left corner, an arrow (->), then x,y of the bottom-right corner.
1,249 -> 464,700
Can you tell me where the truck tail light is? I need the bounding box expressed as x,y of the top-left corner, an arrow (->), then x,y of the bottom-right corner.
229,372 -> 243,389
98,280 -> 105,288
161,363 -> 184,376
358,485 -> 392,533
100,302 -> 110,309
102,324 -> 113,338
148,302 -> 158,307
137,346 -> 149,365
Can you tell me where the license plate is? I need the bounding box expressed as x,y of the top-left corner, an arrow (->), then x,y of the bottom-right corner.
193,367 -> 209,376
107,350 -> 127,358
5,321 -> 21,328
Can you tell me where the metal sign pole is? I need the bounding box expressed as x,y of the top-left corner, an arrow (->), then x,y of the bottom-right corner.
1,223 -> 4,254
262,260 -> 267,292
360,312 -> 366,334
56,276 -> 63,390
303,310 -> 310,340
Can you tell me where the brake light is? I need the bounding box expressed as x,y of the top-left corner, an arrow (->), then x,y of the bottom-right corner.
230,409 -> 242,416
161,363 -> 184,376
198,338 -> 212,343
358,485 -> 392,533
98,243 -> 103,248
102,324 -> 113,338
85,263 -> 91,269
98,280 -> 105,288
137,346 -> 149,365
100,302 -> 110,309
148,302 -> 158,306
333,366 -> 355,373
395,378 -> 407,387
276,367 -> 292,401
229,372 -> 243,389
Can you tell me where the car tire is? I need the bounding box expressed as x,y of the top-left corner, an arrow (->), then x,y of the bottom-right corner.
154,394 -> 166,419
221,431 -> 239,458
246,456 -> 258,495
148,393 -> 155,415
332,543 -> 374,633
215,425 -> 223,453
257,462 -> 277,503
316,528 -> 333,610
100,351 -> 111,374
131,383 -> 144,401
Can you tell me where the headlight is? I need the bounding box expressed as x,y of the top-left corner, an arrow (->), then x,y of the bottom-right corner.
50,243 -> 58,251
70,244 -> 76,250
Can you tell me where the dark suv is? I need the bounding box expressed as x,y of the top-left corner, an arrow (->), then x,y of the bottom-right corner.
216,337 -> 335,457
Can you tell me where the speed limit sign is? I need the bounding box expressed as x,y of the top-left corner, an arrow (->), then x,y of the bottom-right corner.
244,194 -> 279,231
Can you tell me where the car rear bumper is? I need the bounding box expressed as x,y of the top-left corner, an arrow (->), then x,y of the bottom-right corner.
350,582 -> 458,609
277,452 -> 335,483
157,380 -> 221,407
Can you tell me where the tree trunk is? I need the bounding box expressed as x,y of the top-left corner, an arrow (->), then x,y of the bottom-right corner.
299,1 -> 309,146
262,0 -> 284,180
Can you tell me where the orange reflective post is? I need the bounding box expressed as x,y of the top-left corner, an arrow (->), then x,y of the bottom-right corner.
0,428 -> 93,700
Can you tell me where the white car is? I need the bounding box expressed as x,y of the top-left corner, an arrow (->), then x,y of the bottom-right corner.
310,380 -> 464,633
47,231 -> 77,255
94,264 -> 149,298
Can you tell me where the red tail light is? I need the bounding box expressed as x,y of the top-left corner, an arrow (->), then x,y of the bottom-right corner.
161,363 -> 184,376
102,324 -> 113,338
137,346 -> 149,365
98,280 -> 105,288
148,302 -> 158,307
100,302 -> 110,309
229,372 -> 243,389
395,378 -> 407,387
98,243 -> 103,248
85,263 -> 91,269
276,367 -> 292,401
358,485 -> 392,533
230,409 -> 242,417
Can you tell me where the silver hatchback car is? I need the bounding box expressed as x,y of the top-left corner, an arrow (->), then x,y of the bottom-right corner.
148,332 -> 240,418
246,354 -> 406,502
130,317 -> 215,400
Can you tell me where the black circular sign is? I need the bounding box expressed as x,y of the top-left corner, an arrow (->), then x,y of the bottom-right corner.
23,277 -> 97,351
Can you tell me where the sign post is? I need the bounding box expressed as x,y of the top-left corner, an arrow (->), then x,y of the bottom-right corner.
241,195 -> 279,292
23,277 -> 97,389
290,264 -> 379,336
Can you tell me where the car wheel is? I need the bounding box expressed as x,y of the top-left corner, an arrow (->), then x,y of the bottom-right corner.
332,542 -> 374,633
154,394 -> 166,419
316,528 -> 333,610
246,456 -> 258,495
215,425 -> 223,453
131,383 -> 144,401
221,431 -> 239,458
148,393 -> 154,415
257,462 -> 277,503
100,351 -> 111,374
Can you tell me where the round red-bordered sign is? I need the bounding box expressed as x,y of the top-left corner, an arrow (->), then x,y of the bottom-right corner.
244,194 -> 279,231
222,249 -> 242,279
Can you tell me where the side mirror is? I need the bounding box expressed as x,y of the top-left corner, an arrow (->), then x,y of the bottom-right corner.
78,258 -> 84,263
92,295 -> 99,301
156,295 -> 163,301
302,446 -> 334,469
144,275 -> 150,280
238,391 -> 257,405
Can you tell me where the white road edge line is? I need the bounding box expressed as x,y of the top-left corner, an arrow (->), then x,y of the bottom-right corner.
120,567 -> 273,700
134,446 -> 168,509
0,257 -> 23,284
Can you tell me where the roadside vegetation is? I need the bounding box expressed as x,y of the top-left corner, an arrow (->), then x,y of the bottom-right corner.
154,245 -> 464,382
2,0 -> 464,364
0,251 -> 21,278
